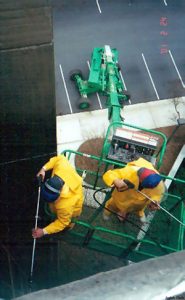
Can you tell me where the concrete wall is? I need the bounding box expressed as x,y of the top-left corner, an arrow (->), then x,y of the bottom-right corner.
0,2 -> 56,297
0,1 -> 52,49
0,0 -> 56,156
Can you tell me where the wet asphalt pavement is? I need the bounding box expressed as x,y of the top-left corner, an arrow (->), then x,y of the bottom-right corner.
52,0 -> 185,115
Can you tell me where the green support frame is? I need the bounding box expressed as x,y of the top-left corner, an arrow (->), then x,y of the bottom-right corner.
101,121 -> 168,169
49,145 -> 185,262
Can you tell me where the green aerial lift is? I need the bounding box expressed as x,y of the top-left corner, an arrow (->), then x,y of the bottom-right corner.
52,45 -> 185,263
70,45 -> 166,169
70,45 -> 130,122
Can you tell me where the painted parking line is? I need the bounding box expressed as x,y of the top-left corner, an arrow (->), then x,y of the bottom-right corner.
142,53 -> 160,100
59,64 -> 73,114
169,50 -> 185,89
87,60 -> 103,109
96,0 -> 102,14
119,70 -> 127,91
163,0 -> 167,6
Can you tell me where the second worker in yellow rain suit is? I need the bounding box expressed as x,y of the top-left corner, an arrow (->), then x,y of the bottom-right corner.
32,155 -> 84,239
102,158 -> 165,222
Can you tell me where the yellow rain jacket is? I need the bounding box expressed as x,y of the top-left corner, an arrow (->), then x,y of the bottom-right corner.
103,158 -> 165,217
43,155 -> 83,234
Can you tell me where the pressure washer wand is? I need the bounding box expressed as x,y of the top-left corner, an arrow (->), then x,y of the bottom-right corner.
137,189 -> 185,226
29,175 -> 42,291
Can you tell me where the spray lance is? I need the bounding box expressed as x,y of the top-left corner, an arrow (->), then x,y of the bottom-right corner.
136,189 -> 185,226
29,175 -> 42,291
95,178 -> 185,227
115,179 -> 185,226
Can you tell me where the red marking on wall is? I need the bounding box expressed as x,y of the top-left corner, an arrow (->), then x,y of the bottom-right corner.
160,17 -> 169,54
160,31 -> 168,36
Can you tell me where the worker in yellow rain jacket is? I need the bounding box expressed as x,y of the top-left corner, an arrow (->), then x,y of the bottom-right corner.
32,155 -> 84,239
102,158 -> 165,222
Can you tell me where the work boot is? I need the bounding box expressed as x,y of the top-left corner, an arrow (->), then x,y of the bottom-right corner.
139,214 -> 146,224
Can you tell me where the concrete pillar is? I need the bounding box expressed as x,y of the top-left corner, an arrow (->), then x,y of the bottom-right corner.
0,3 -> 56,298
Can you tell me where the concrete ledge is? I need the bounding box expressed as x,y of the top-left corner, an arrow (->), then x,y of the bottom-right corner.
57,97 -> 185,154
15,250 -> 185,300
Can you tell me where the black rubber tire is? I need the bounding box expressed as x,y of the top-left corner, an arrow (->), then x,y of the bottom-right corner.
69,69 -> 83,81
116,63 -> 121,72
118,90 -> 131,105
108,107 -> 112,120
122,90 -> 131,101
77,97 -> 91,110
